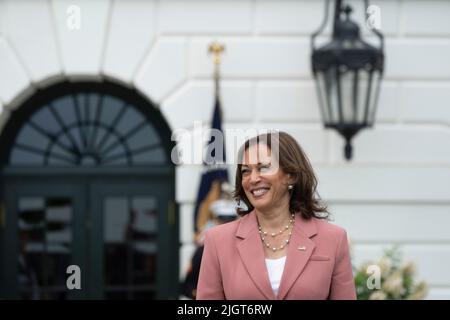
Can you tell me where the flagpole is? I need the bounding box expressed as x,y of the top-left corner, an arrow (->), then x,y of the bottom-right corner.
192,42 -> 229,240
208,42 -> 225,101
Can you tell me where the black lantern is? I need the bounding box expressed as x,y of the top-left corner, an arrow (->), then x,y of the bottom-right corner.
311,0 -> 384,160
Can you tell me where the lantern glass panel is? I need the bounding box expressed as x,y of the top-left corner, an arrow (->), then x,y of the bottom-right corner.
339,67 -> 358,124
367,70 -> 382,125
315,71 -> 332,124
316,66 -> 340,125
340,68 -> 372,125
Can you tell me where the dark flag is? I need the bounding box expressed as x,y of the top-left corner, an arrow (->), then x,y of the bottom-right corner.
193,96 -> 228,239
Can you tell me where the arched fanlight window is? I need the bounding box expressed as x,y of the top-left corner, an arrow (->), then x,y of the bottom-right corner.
6,83 -> 170,167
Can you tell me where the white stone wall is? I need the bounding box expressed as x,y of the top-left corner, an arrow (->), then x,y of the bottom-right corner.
0,0 -> 449,299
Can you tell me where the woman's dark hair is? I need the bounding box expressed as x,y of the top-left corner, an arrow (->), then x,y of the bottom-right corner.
233,131 -> 329,220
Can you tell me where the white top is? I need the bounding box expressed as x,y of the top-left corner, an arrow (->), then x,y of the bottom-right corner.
265,256 -> 286,296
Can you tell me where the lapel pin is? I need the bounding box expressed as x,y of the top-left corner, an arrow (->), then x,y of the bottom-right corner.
297,246 -> 306,251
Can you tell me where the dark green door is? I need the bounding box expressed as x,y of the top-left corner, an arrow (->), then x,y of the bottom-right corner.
88,180 -> 177,299
1,176 -> 178,300
2,182 -> 87,299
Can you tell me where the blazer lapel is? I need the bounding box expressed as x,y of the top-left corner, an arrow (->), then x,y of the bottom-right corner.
236,212 -> 276,300
277,215 -> 318,300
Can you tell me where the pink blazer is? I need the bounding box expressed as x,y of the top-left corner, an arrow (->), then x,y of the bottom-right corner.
197,211 -> 356,300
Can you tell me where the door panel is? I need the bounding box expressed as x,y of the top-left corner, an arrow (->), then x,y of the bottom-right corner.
89,182 -> 173,299
3,184 -> 86,299
102,195 -> 158,299
18,196 -> 73,299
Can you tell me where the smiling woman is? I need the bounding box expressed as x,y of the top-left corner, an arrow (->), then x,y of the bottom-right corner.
196,131 -> 356,300
235,132 -> 329,221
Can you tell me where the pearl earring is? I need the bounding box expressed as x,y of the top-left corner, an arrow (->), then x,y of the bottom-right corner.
288,185 -> 293,190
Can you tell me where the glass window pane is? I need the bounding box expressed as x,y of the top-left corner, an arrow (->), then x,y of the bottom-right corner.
76,93 -> 90,124
51,143 -> 76,161
100,134 -> 120,155
103,196 -> 158,298
104,198 -> 128,243
10,147 -> 45,165
127,125 -> 160,151
31,106 -> 63,134
46,198 -> 72,242
18,197 -> 73,300
15,124 -> 49,150
99,96 -> 124,125
9,91 -> 167,167
132,242 -> 157,285
103,144 -> 127,161
133,148 -> 166,164
131,196 -> 158,287
116,107 -> 145,136
68,126 -> 84,153
104,197 -> 129,286
51,96 -> 77,128
92,127 -> 110,153
131,197 -> 157,235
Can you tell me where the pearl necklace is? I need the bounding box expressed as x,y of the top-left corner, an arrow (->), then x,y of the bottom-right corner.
258,214 -> 295,252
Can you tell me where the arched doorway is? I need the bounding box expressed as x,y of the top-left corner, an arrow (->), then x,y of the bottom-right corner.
0,81 -> 178,299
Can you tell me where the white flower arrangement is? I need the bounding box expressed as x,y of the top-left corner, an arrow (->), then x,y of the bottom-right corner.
353,246 -> 428,300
